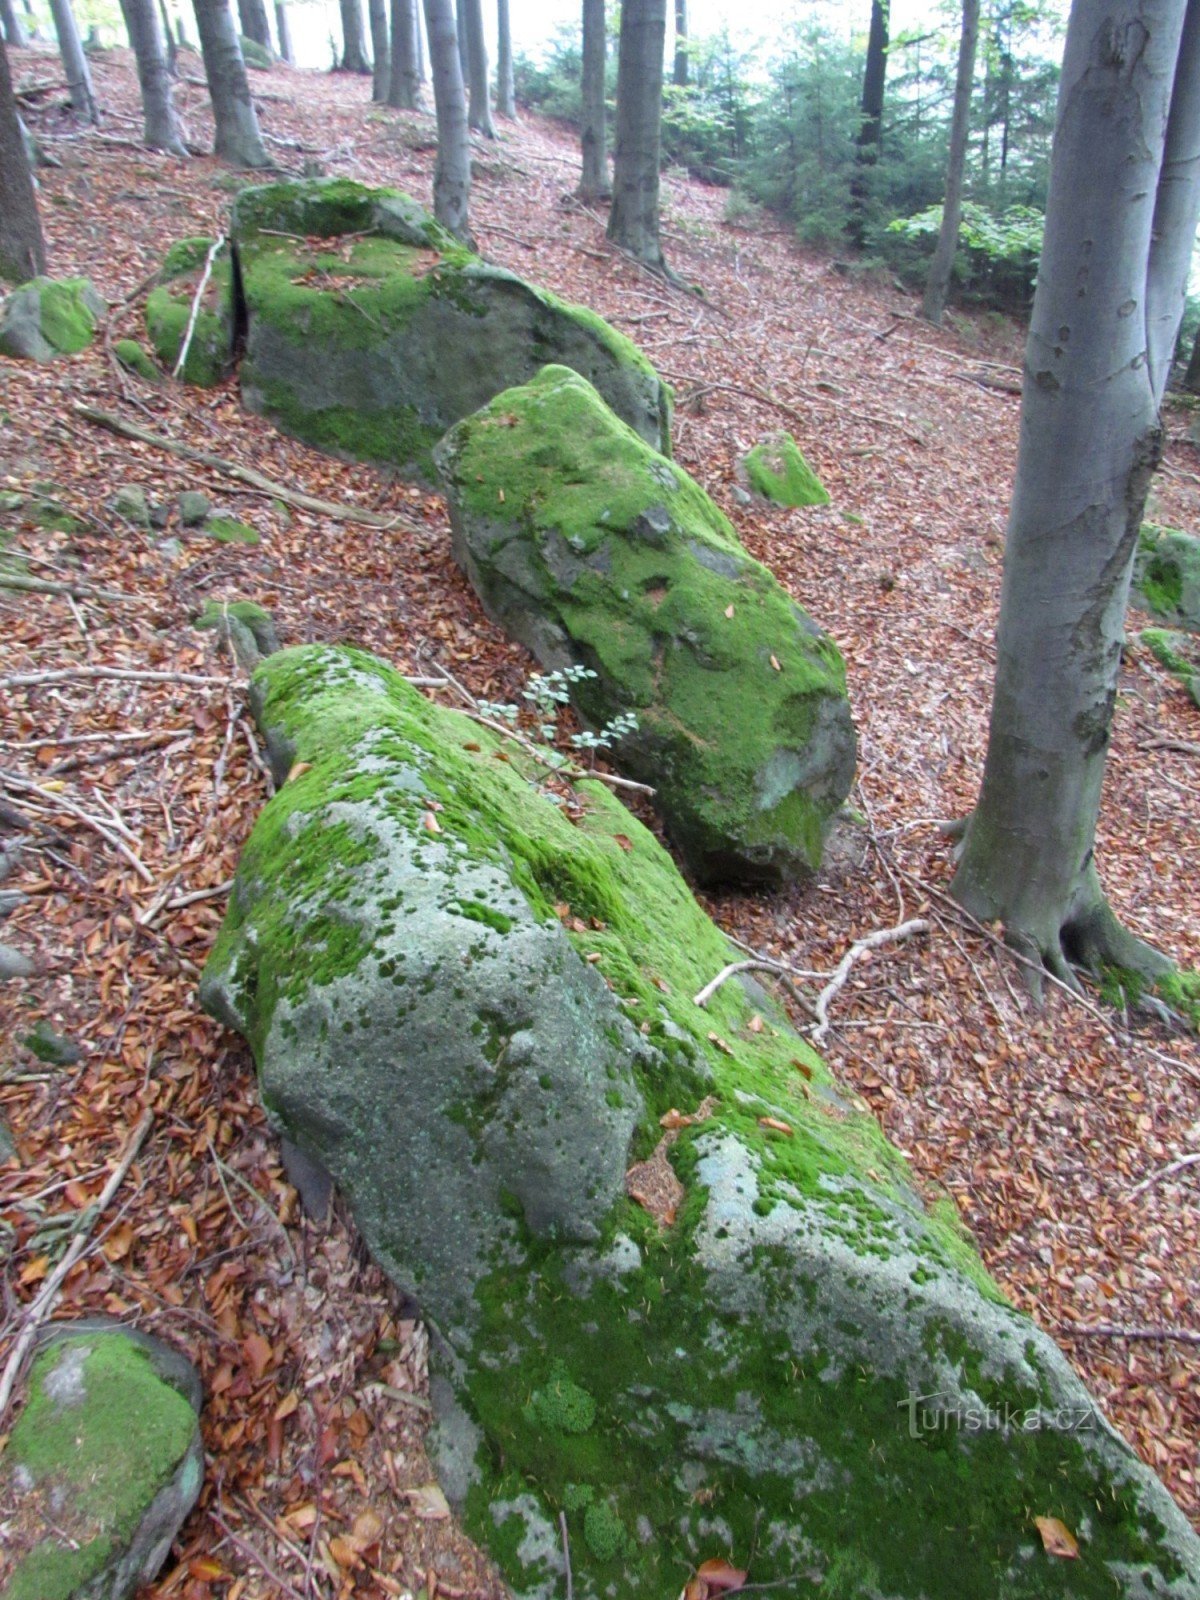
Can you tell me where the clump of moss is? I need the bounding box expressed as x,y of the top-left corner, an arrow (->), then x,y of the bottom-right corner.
145,239 -> 233,387
113,338 -> 158,380
526,1365 -> 597,1435
1132,524 -> 1200,629
582,1500 -> 626,1562
744,432 -> 830,508
1141,627 -> 1200,706
207,516 -> 260,545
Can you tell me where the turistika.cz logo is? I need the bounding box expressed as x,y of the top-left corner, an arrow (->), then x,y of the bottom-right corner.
899,1391 -> 1100,1439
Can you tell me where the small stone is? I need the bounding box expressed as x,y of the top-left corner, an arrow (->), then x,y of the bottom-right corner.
22,1020 -> 81,1065
177,490 -> 211,526
112,485 -> 151,528
207,516 -> 260,545
0,889 -> 28,919
0,943 -> 34,980
155,537 -> 184,562
148,502 -> 171,530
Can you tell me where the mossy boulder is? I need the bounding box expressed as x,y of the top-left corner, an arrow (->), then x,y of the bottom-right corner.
0,1321 -> 203,1600
744,431 -> 830,507
200,642 -> 1200,1600
1142,627 -> 1200,706
194,596 -> 280,668
228,178 -> 672,477
1132,524 -> 1200,631
144,238 -> 234,387
238,33 -> 272,67
113,338 -> 158,380
0,277 -> 106,361
436,366 -> 856,884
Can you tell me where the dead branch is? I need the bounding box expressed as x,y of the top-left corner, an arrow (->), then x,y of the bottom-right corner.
811,919 -> 930,1044
0,571 -> 141,603
1061,1323 -> 1200,1348
1128,1151 -> 1200,1198
0,1110 -> 153,1420
3,665 -> 236,689
1,772 -> 155,884
74,405 -> 422,531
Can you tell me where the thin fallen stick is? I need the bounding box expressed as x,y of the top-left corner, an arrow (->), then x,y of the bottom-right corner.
559,1510 -> 573,1600
75,405 -> 420,531
0,773 -> 154,884
172,234 -> 225,379
0,727 -> 190,752
693,950 -> 820,1019
811,920 -> 930,1044
1061,1323 -> 1200,1348
0,1110 -> 153,1419
3,666 -> 236,689
209,1507 -> 307,1600
0,572 -> 141,603
694,957 -> 787,1008
1128,1150 -> 1200,1198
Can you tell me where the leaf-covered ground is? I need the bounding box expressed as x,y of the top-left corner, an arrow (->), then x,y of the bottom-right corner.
1,43 -> 1197,1600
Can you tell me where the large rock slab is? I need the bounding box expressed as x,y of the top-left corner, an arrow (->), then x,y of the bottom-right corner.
0,1321 -> 203,1600
200,643 -> 1200,1600
228,179 -> 672,475
436,365 -> 857,884
0,277 -> 106,362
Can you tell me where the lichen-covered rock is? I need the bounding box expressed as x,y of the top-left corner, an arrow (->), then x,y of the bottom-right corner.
228,178 -> 672,476
1133,524 -> 1200,631
0,1321 -> 203,1600
0,277 -> 106,362
436,366 -> 856,884
201,643 -> 1200,1600
144,238 -> 234,388
743,431 -> 830,507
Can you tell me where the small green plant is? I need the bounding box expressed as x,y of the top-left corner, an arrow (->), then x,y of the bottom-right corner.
475,668 -> 638,801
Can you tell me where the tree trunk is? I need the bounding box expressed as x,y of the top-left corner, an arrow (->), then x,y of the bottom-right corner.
191,0 -> 270,164
1,0 -> 28,49
369,0 -> 389,97
672,0 -> 686,86
607,0 -> 666,270
387,0 -> 419,105
849,0 -> 888,245
495,0 -> 513,116
339,0 -> 369,70
921,0 -> 979,326
423,0 -> 471,241
461,0 -> 493,135
158,0 -> 179,73
1183,323 -> 1200,394
48,0 -> 97,120
237,0 -> 271,49
415,0 -> 424,78
0,38 -> 43,281
579,0 -> 607,198
951,0 -> 1200,988
119,0 -> 187,153
455,0 -> 467,80
274,0 -> 292,61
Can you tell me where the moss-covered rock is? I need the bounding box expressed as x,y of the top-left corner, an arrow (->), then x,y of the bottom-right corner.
436,366 -> 856,884
0,277 -> 107,362
1142,626 -> 1200,706
194,596 -> 280,668
144,238 -> 234,387
200,642 -> 1200,1600
229,178 -> 672,476
113,338 -> 158,380
1132,524 -> 1200,631
239,33 -> 273,67
207,515 -> 260,544
0,1321 -> 203,1600
744,432 -> 830,507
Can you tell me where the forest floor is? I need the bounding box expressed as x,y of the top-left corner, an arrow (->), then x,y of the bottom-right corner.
1,42 -> 1199,1600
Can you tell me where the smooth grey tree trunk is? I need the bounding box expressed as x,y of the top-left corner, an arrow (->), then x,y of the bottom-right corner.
921,0 -> 979,326
369,0 -> 389,97
455,0 -> 467,79
1,0 -> 28,49
579,0 -> 607,198
672,0 -> 686,86
119,0 -> 187,153
952,0 -> 1200,986
607,0 -> 666,270
192,0 -> 270,164
387,0 -> 419,106
423,0 -> 471,240
339,0 -> 369,70
461,0 -> 493,135
495,0 -> 513,116
0,37 -> 43,280
237,0 -> 271,49
415,0 -> 424,78
274,0 -> 292,60
158,0 -> 179,72
48,0 -> 97,120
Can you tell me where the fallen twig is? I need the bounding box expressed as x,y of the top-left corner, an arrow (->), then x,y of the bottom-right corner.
75,405 -> 421,531
0,1110 -> 153,1420
210,1506 -> 307,1600
811,919 -> 930,1044
0,571 -> 141,603
173,234 -> 225,378
3,665 -> 235,689
1127,1150 -> 1200,1198
1,772 -> 154,884
1061,1323 -> 1200,1347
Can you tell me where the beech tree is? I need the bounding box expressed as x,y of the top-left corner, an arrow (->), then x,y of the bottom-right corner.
0,37 -> 44,281
951,0 -> 1200,994
236,0 -> 271,51
1,0 -> 28,48
339,0 -> 369,71
423,0 -> 471,240
369,0 -> 389,98
672,0 -> 686,86
274,1 -> 293,62
48,0 -> 97,120
461,0 -> 494,136
192,0 -> 270,165
495,0 -> 513,117
921,0 -> 980,325
387,0 -> 420,106
579,0 -> 607,198
119,0 -> 188,154
608,0 -> 667,270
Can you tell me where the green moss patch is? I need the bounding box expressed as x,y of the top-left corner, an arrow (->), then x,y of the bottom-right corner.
207,515 -> 260,544
1132,524 -> 1200,631
145,238 -> 234,387
1141,627 -> 1200,707
113,338 -> 158,380
744,432 -> 830,507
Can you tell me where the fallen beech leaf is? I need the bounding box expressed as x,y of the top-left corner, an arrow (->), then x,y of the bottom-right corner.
18,1255 -> 48,1286
707,1031 -> 734,1055
758,1116 -> 794,1136
792,1058 -> 813,1080
329,1534 -> 365,1569
769,654 -> 782,671
189,1557 -> 228,1581
747,1014 -> 764,1033
1034,1516 -> 1079,1558
353,1509 -> 385,1542
286,761 -> 311,784
242,1331 -> 273,1379
614,833 -> 634,851
697,1557 -> 748,1592
422,810 -> 442,833
683,1581 -> 708,1600
407,1483 -> 451,1520
463,741 -> 482,752
660,1108 -> 693,1129
273,1390 -> 300,1420
724,604 -> 735,618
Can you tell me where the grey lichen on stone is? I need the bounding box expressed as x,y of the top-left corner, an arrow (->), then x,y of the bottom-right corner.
0,277 -> 107,362
111,485 -> 151,528
0,1321 -> 203,1600
199,641 -> 1200,1600
436,365 -> 856,885
177,490 -> 211,526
